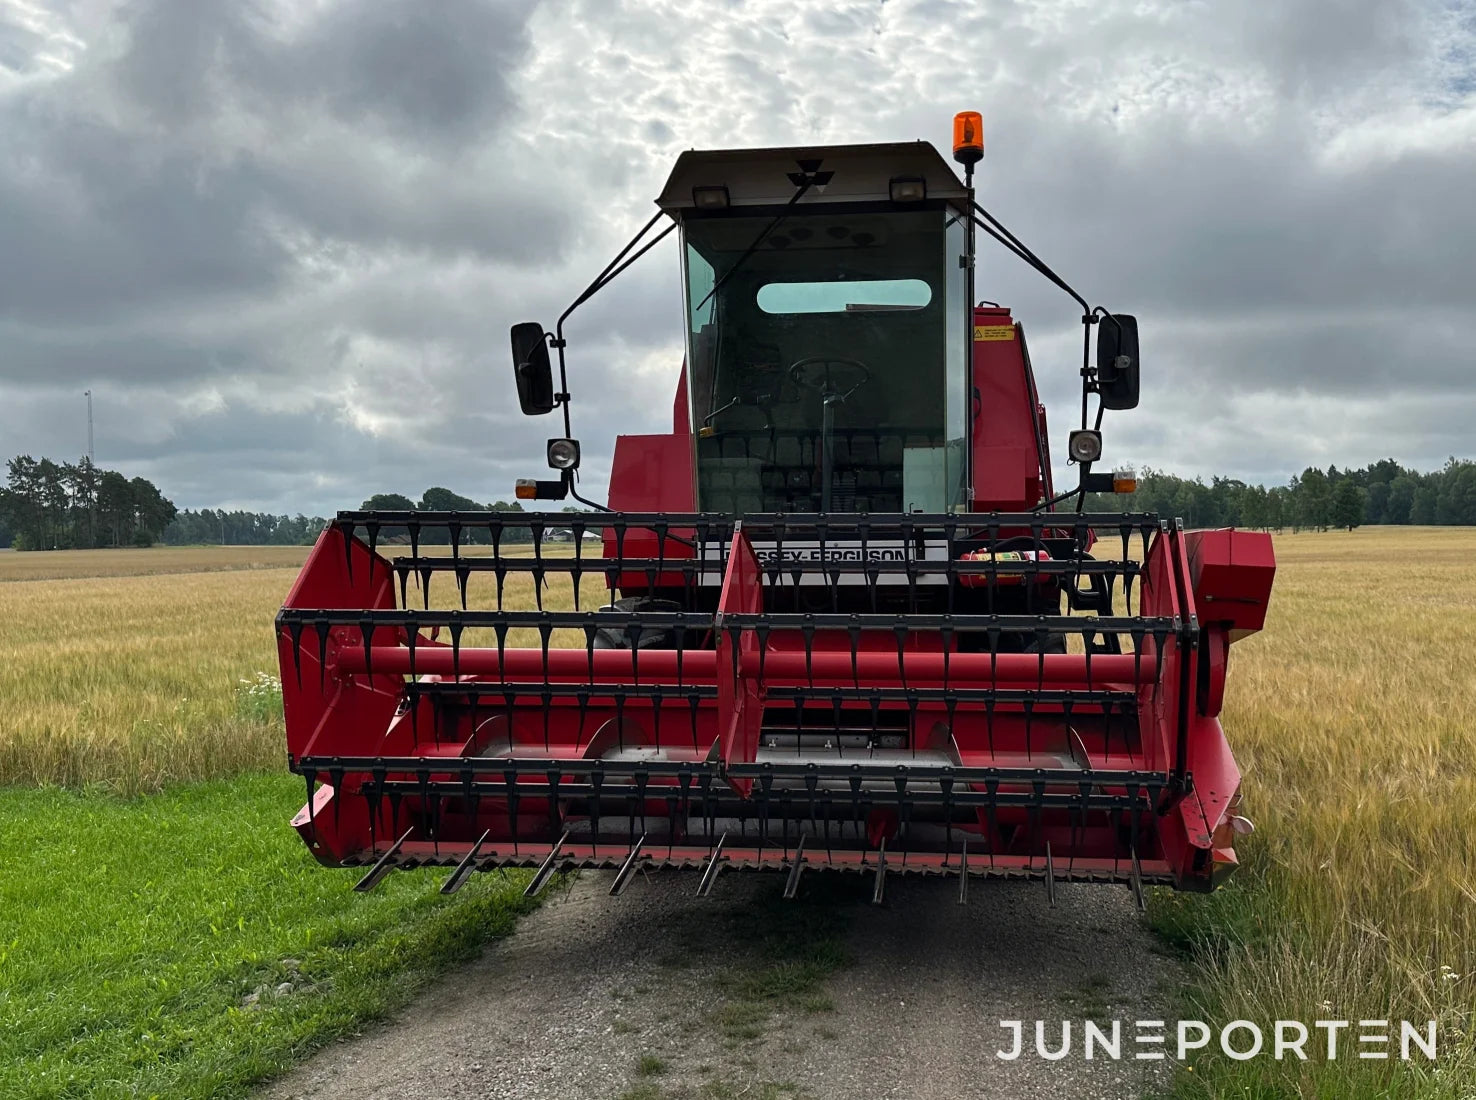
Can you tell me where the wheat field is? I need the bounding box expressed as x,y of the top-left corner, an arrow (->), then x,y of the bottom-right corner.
2,529 -> 1473,1094
0,541 -> 572,793
0,544 -> 313,582
1155,526 -> 1476,1095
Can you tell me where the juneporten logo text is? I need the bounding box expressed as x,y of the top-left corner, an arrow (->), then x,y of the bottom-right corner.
995,1020 -> 1438,1062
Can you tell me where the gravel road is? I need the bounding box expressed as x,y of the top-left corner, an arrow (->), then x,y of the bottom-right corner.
261,869 -> 1178,1100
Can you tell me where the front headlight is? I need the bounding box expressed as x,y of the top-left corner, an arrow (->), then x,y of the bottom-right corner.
546,438 -> 581,470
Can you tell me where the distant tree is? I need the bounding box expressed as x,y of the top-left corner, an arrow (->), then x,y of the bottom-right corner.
1364,480 -> 1389,525
1368,458 -> 1402,486
1385,476 -> 1416,524
361,493 -> 417,512
1237,484 -> 1267,530
1331,480 -> 1364,531
162,509 -> 328,546
1435,460 -> 1476,526
1411,484 -> 1439,525
1265,488 -> 1287,532
97,470 -> 135,546
1296,468 -> 1331,531
418,487 -> 485,544
420,487 -> 482,512
129,476 -> 177,544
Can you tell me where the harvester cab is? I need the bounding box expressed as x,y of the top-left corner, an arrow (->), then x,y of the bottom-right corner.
278,115 -> 1275,903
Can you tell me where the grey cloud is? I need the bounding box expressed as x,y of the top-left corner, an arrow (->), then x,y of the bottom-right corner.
1,0 -> 1473,516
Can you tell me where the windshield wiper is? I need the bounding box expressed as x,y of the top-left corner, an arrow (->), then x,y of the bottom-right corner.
693,164 -> 830,314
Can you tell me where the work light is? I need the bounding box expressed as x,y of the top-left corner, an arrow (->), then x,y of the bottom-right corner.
692,185 -> 730,210
1068,429 -> 1102,464
547,438 -> 581,470
888,176 -> 927,202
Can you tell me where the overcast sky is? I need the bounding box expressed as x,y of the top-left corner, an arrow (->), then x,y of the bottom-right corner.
2,0 -> 1472,515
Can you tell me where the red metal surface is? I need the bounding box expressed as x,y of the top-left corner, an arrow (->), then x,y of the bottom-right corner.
1186,528 -> 1276,637
715,528 -> 764,790
280,513 -> 1276,891
970,307 -> 1049,510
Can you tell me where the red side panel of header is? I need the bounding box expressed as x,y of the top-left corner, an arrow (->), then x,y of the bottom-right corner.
970,306 -> 1050,511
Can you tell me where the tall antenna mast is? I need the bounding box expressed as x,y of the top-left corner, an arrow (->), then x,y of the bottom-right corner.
84,390 -> 97,547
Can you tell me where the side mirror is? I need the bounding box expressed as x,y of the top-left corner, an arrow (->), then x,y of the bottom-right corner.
1096,314 -> 1140,411
510,322 -> 557,415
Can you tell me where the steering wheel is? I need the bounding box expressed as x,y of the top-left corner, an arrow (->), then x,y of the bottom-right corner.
787,356 -> 871,398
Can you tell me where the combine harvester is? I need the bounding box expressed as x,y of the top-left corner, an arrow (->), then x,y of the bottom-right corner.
277,113 -> 1274,904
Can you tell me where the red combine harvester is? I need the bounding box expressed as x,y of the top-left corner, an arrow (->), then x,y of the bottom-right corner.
278,114 -> 1274,904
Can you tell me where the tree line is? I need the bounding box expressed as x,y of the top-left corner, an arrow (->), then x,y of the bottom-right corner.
0,456 -> 178,550
1088,458 -> 1476,531
161,489 -> 554,546
5,453 -> 1474,551
355,490 -> 579,544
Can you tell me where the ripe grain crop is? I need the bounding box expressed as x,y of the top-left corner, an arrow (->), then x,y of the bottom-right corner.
0,542 -> 575,793
0,544 -> 311,581
1153,526 -> 1476,1097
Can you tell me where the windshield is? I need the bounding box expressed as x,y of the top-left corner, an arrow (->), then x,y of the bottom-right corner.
683,207 -> 963,514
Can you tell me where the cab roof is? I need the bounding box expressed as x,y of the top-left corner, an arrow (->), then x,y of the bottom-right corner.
656,141 -> 968,213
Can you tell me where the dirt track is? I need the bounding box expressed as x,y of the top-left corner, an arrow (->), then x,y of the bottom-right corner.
261,870 -> 1178,1100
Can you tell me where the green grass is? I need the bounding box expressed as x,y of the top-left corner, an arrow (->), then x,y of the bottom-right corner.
609,877 -> 851,1098
637,1053 -> 669,1076
0,773 -> 535,1099
706,879 -> 851,1044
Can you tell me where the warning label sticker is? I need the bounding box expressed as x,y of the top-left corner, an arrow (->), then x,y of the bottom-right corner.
973,324 -> 1015,341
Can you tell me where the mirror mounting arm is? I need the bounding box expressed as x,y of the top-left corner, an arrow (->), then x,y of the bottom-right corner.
547,214 -> 676,441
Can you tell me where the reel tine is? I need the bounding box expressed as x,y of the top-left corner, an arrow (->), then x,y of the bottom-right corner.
354,827 -> 413,893
783,835 -> 807,900
610,832 -> 649,896
285,619 -> 304,689
1045,841 -> 1057,908
526,831 -> 571,897
350,614 -> 372,683
340,520 -> 355,583
315,616 -> 330,692
696,832 -> 727,897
